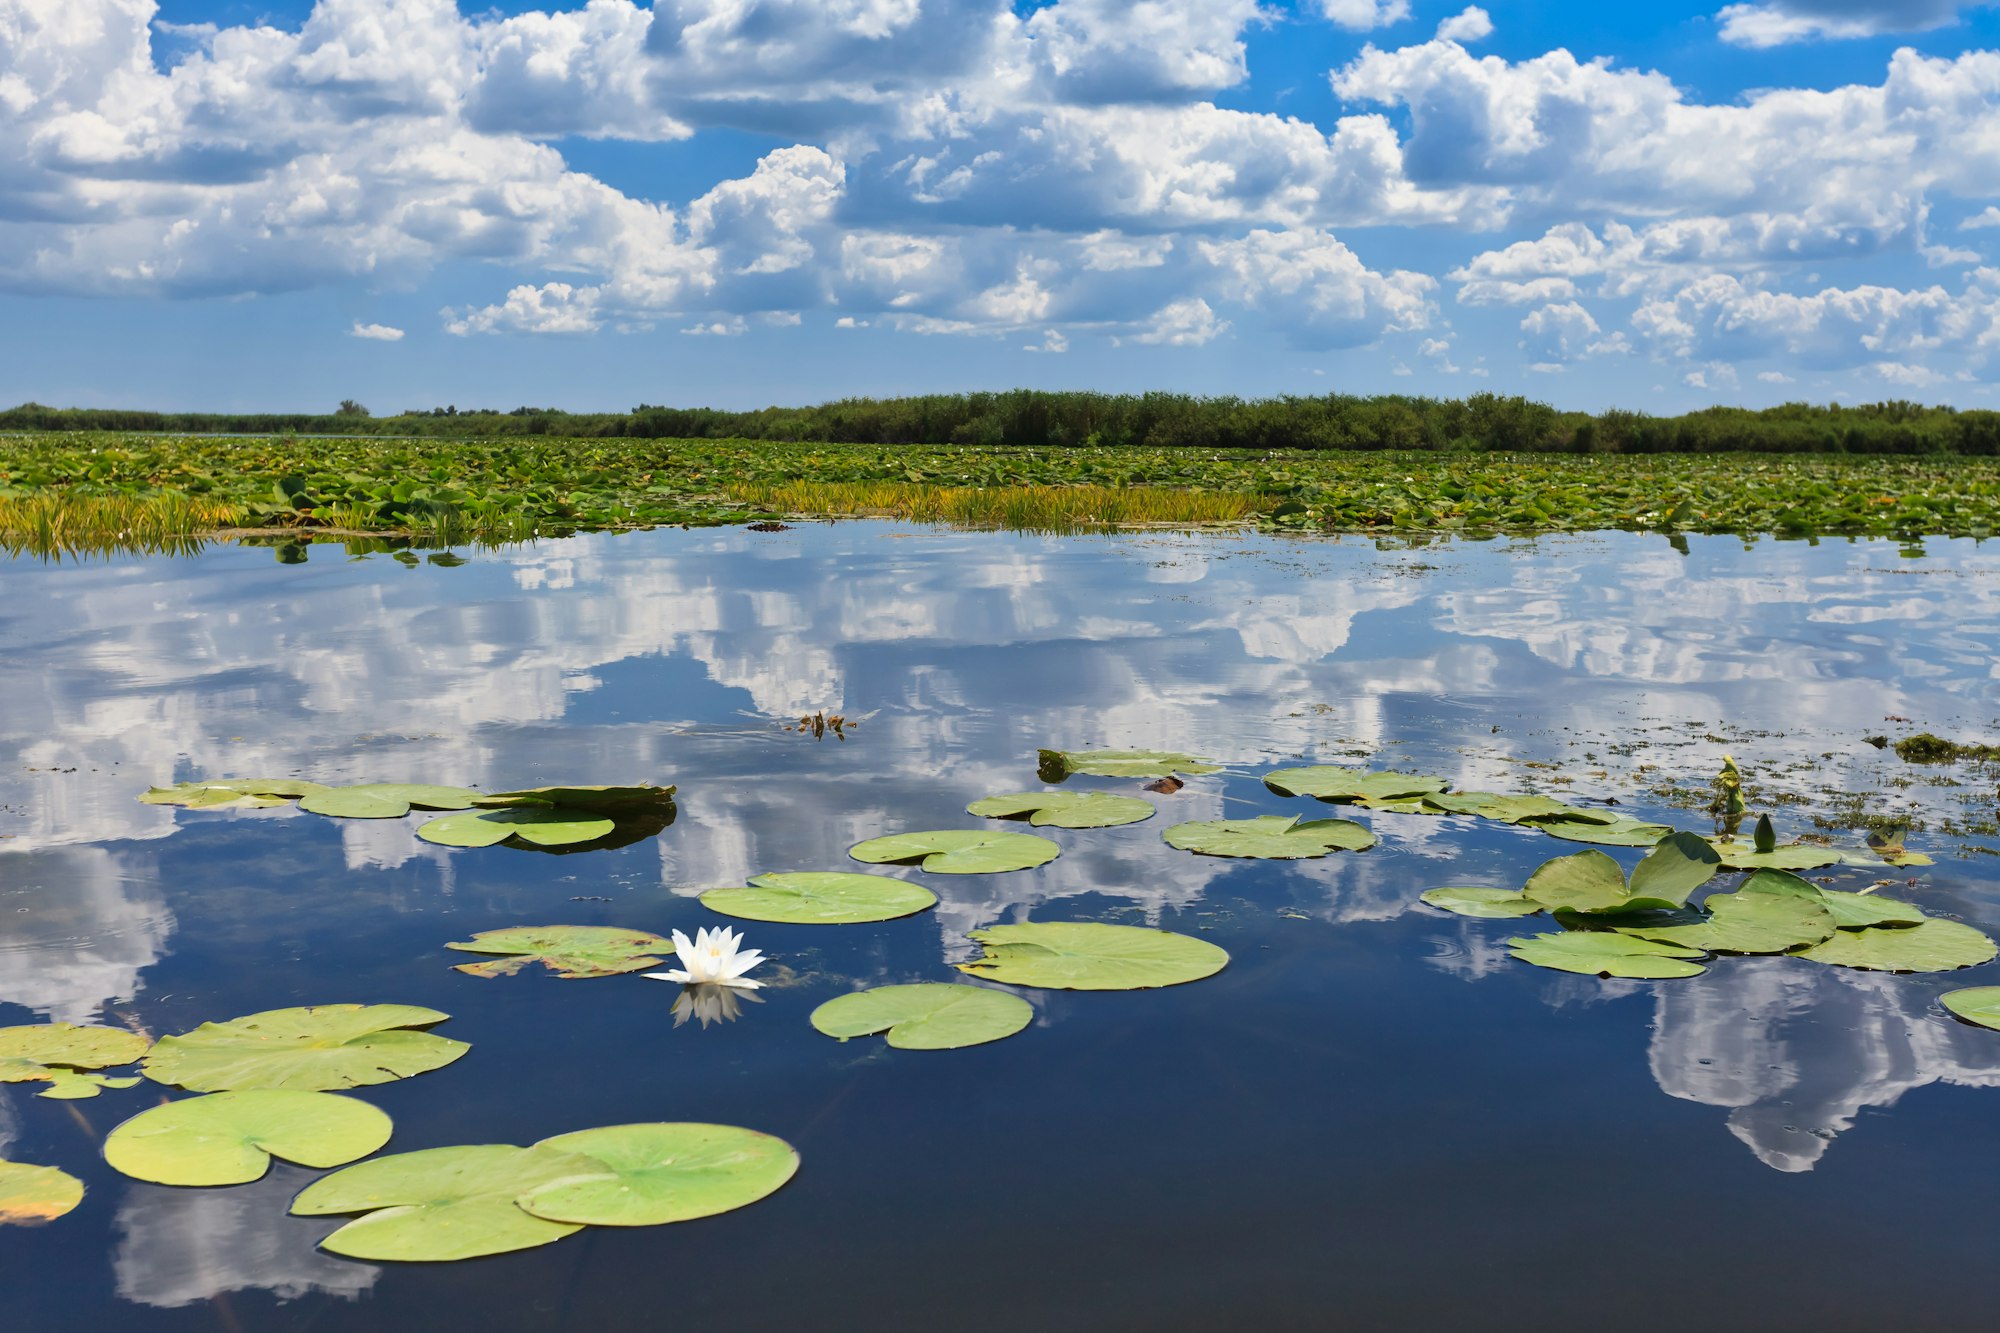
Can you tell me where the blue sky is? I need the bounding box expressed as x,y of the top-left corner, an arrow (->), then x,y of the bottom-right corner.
5,0 -> 2000,413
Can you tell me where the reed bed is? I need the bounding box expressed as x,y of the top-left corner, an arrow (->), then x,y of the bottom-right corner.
727,480 -> 1263,532
0,492 -> 242,560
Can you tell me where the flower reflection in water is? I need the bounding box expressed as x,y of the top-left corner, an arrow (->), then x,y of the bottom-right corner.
671,982 -> 764,1029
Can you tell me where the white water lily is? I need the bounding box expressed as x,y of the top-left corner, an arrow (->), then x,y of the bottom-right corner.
645,926 -> 766,989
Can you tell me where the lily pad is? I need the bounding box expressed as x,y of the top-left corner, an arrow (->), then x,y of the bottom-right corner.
1800,920 -> 1998,973
699,872 -> 937,925
144,1005 -> 468,1092
1621,888 -> 1837,955
1263,767 -> 1449,804
445,926 -> 675,979
1419,886 -> 1544,919
1524,836 -> 1716,915
1628,833 -> 1724,906
1940,987 -> 2000,1031
298,788 -> 414,820
0,1161 -> 84,1224
105,1091 -> 393,1187
521,1124 -> 799,1227
810,984 -> 1034,1049
292,1144 -> 599,1261
966,791 -> 1155,829
1818,890 -> 1929,929
956,922 -> 1229,990
416,807 -> 618,849
1162,813 -> 1375,859
1707,838 -> 1842,870
1427,793 -> 1617,825
849,830 -> 1060,874
476,783 -> 677,816
1532,816 -> 1679,846
0,1023 -> 150,1099
139,779 -> 324,809
1507,932 -> 1708,979
1037,749 -> 1220,781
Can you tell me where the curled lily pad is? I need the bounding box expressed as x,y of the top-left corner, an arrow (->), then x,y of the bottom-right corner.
810,984 -> 1034,1049
967,791 -> 1154,829
700,872 -> 937,925
521,1124 -> 799,1227
1799,920 -> 1997,973
0,1023 -> 150,1099
849,830 -> 1059,874
1532,816 -> 1679,846
956,922 -> 1229,990
416,807 -> 617,848
144,1005 -> 468,1093
139,779 -> 324,809
1162,814 -> 1375,859
292,1144 -> 598,1261
105,1091 -> 393,1187
1037,749 -> 1220,781
1263,767 -> 1448,803
1507,932 -> 1708,979
1940,987 -> 2000,1031
1620,888 -> 1837,955
1419,887 -> 1544,919
446,926 -> 674,979
476,783 -> 677,816
1524,836 -> 1717,915
0,1161 -> 84,1224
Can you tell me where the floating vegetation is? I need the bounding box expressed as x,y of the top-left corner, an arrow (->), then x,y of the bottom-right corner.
143,1005 -> 468,1093
1940,987 -> 2000,1030
1893,733 -> 2000,764
966,790 -> 1155,829
1263,766 -> 1449,804
446,926 -> 676,979
0,1161 -> 85,1225
1797,921 -> 1998,973
1163,813 -> 1375,859
1038,748 -> 1221,781
956,922 -> 1229,990
299,783 -> 482,818
1618,882 -> 1836,955
140,778 -> 328,809
104,1091 -> 394,1187
1707,813 -> 1840,870
810,984 -> 1034,1050
0,1023 -> 150,1099
790,710 -> 852,740
417,807 -> 617,848
1507,932 -> 1709,979
1538,816 -> 1680,846
292,1124 -> 798,1260
1418,887 -> 1543,918
643,927 -> 766,990
728,480 -> 1262,533
849,830 -> 1061,874
699,872 -> 937,925
1522,836 -> 1719,915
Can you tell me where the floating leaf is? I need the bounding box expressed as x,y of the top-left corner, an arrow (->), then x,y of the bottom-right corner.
1800,920 -> 1998,973
810,984 -> 1034,1049
1263,767 -> 1449,804
1418,886 -> 1544,919
1940,987 -> 2000,1031
699,872 -> 937,925
298,788 -> 412,820
445,926 -> 674,979
1532,816 -> 1679,846
1522,850 -> 1627,913
476,783 -> 677,816
1162,813 -> 1375,859
416,807 -> 617,849
1507,932 -> 1708,979
1817,890 -> 1928,929
966,791 -> 1154,829
1626,833 -> 1723,907
1425,793 -> 1615,825
105,1091 -> 392,1187
520,1124 -> 799,1227
292,1144 -> 598,1261
144,1005 -> 468,1092
138,778 -> 322,810
1621,888 -> 1837,954
849,830 -> 1059,874
0,1161 -> 84,1225
1522,838 -> 1714,915
0,1023 -> 150,1099
1707,837 -> 1841,870
956,922 -> 1229,990
1036,749 -> 1220,781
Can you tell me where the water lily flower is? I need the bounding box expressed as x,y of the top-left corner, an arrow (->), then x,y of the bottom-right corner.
645,926 -> 766,989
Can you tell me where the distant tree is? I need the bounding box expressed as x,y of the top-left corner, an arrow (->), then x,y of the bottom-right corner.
335,399 -> 370,418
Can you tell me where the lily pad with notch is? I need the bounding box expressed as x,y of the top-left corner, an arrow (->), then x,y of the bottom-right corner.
1162,813 -> 1375,859
144,1004 -> 468,1093
1419,886 -> 1544,919
1507,932 -> 1708,979
849,830 -> 1060,874
1619,886 -> 1837,955
0,1023 -> 150,1100
1799,920 -> 1997,973
1037,749 -> 1221,782
105,1090 -> 393,1187
520,1123 -> 799,1227
700,872 -> 937,924
967,791 -> 1154,829
1263,767 -> 1450,804
956,921 -> 1229,990
810,983 -> 1033,1049
0,1161 -> 85,1225
1522,835 -> 1720,915
445,926 -> 675,979
417,807 -> 618,850
292,1143 -> 601,1261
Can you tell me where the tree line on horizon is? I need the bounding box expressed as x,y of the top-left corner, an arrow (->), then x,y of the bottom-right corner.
5,391 -> 1999,455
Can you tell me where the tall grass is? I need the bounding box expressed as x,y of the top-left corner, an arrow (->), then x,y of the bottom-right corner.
727,480 -> 1263,531
0,493 -> 242,560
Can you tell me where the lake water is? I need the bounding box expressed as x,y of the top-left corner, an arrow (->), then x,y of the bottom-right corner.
4,523 -> 2000,1330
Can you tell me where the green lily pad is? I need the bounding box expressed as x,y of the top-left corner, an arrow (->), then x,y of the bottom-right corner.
139,779 -> 325,809
105,1091 -> 393,1186
1707,838 -> 1842,870
1419,886 -> 1544,919
1818,890 -> 1929,929
810,984 -> 1035,1049
445,926 -> 674,979
298,788 -> 411,820
1628,833 -> 1724,905
1354,795 -> 1432,813
292,1144 -> 598,1261
476,783 -> 677,816
1263,767 -> 1449,803
0,1023 -> 150,1099
966,791 -> 1155,829
1427,793 -> 1617,825
1161,814 -> 1375,859
520,1124 -> 799,1227
956,922 -> 1229,990
1799,920 -> 1998,973
700,872 -> 937,925
1524,836 -> 1716,915
144,1005 -> 468,1092
1835,848 -> 1936,868
849,830 -> 1060,874
416,807 -> 618,849
1940,987 -> 2000,1031
1507,932 -> 1708,979
1531,816 -> 1679,846
0,1161 -> 85,1224
1037,749 -> 1220,780
1621,888 -> 1837,954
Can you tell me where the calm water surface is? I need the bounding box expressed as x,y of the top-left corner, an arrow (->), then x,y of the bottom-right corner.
3,524 -> 1999,1331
